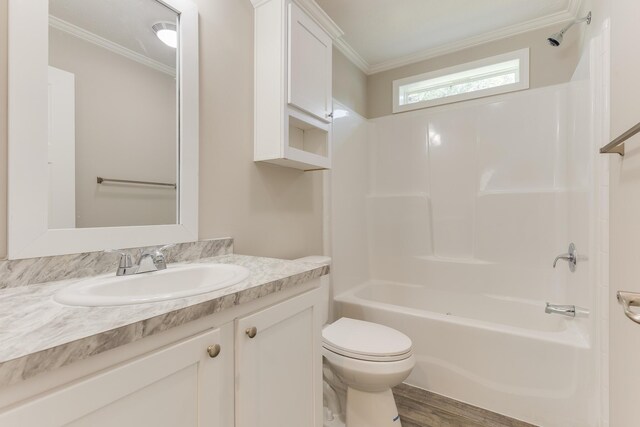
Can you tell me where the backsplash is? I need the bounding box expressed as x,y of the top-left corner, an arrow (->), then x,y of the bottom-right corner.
0,238 -> 233,290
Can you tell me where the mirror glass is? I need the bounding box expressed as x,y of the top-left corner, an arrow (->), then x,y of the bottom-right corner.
47,0 -> 179,229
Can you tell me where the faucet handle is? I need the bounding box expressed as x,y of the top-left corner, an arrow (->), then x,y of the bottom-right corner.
140,244 -> 173,260
553,254 -> 573,267
139,244 -> 174,272
158,243 -> 176,254
141,243 -> 175,256
104,249 -> 137,276
154,244 -> 176,270
104,249 -> 133,268
552,243 -> 577,272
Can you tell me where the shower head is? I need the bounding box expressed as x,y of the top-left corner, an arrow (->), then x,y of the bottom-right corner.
547,32 -> 563,47
547,11 -> 591,47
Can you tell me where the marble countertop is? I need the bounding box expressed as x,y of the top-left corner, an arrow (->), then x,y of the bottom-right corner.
0,254 -> 329,387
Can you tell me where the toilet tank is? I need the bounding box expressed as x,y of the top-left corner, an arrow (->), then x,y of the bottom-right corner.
294,256 -> 331,325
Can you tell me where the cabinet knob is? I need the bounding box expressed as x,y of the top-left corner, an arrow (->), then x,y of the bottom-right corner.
207,344 -> 221,358
245,326 -> 258,338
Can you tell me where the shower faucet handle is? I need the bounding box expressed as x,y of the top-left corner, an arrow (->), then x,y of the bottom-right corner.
552,243 -> 577,272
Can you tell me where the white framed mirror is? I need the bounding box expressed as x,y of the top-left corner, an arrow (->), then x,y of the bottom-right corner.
7,0 -> 199,259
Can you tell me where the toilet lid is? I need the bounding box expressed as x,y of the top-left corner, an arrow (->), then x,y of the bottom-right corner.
322,318 -> 412,361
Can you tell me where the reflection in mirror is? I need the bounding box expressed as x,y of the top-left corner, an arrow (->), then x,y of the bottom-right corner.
48,0 -> 179,229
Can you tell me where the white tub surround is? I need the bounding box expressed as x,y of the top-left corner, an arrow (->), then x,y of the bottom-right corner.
0,252 -> 329,387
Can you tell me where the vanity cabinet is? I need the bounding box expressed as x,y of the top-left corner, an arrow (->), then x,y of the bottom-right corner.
235,288 -> 323,427
253,0 -> 341,171
0,327 -> 235,427
0,283 -> 323,427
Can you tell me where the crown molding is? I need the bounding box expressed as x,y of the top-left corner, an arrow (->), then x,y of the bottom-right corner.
49,16 -> 176,77
250,0 -> 343,40
294,0 -> 343,40
333,37 -> 369,73
332,0 -> 584,75
367,9 -> 578,74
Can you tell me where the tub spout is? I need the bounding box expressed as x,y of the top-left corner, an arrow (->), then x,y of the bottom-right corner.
545,303 -> 576,317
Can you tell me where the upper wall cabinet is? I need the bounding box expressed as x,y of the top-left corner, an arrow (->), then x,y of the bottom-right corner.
288,3 -> 332,121
252,0 -> 343,171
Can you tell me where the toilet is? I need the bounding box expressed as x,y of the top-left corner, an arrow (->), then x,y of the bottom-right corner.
293,256 -> 414,426
322,318 -> 415,427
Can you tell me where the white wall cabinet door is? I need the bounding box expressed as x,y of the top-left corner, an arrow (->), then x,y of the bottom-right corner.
235,288 -> 323,427
0,327 -> 234,427
288,1 -> 332,122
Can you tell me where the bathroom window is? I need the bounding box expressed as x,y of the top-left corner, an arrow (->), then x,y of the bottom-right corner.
392,48 -> 529,113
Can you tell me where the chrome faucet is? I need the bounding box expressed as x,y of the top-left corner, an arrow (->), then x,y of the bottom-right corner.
553,243 -> 577,272
106,244 -> 175,276
545,303 -> 576,318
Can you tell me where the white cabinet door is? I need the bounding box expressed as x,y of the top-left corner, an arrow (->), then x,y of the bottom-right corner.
235,288 -> 323,427
0,327 -> 234,427
288,1 -> 332,122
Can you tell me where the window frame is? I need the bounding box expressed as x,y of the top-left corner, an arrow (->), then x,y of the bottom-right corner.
392,48 -> 530,113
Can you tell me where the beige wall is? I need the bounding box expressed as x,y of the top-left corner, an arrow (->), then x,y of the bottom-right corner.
366,25 -> 581,118
195,0 -> 323,259
49,28 -> 177,228
609,0 -> 640,425
332,47 -> 367,118
0,1 -> 6,259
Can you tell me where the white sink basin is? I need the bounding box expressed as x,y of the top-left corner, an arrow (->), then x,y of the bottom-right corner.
54,263 -> 250,307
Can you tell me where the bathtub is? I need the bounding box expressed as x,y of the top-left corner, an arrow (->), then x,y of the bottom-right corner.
334,281 -> 595,427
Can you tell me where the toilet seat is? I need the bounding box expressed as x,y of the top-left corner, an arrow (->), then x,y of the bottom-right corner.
323,343 -> 412,362
322,318 -> 413,362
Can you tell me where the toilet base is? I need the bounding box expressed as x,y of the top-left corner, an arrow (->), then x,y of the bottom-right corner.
346,387 -> 402,427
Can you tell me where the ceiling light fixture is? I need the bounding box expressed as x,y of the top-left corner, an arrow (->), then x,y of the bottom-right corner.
152,22 -> 177,48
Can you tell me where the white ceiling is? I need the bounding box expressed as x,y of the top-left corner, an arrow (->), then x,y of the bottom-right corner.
315,0 -> 581,74
50,0 -> 177,68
